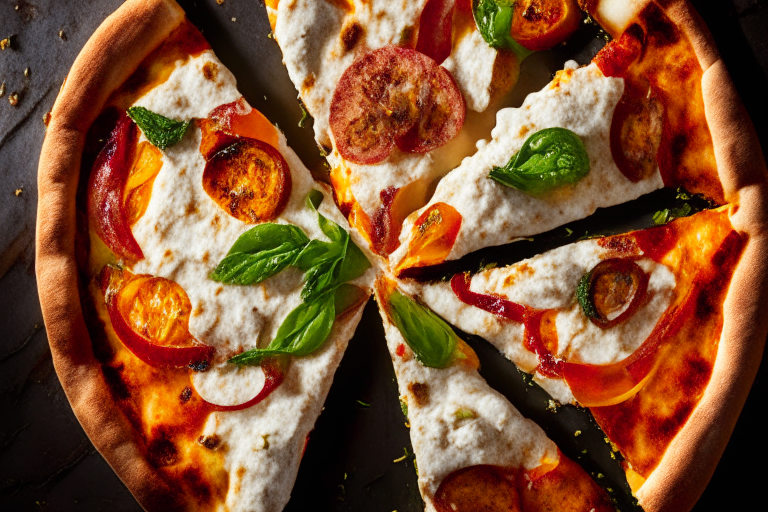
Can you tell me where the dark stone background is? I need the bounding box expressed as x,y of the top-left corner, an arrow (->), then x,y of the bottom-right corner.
0,0 -> 765,511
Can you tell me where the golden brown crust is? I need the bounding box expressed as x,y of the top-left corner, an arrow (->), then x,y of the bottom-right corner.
635,2 -> 768,511
35,1 -> 188,510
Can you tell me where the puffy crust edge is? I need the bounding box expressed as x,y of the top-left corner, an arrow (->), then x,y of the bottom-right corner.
635,1 -> 768,512
35,0 -> 189,510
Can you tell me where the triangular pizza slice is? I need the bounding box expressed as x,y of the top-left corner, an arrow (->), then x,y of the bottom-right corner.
81,14 -> 373,511
392,0 -> 724,275
375,277 -> 616,512
397,207 -> 744,501
265,0 -> 583,257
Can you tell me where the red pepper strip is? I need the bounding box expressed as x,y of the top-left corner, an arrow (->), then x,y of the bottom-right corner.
87,112 -> 144,262
450,272 -> 526,323
451,272 -> 563,377
212,358 -> 286,412
416,0 -> 456,65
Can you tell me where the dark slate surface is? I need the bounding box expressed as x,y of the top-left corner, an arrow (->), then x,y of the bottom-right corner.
0,1 -> 766,511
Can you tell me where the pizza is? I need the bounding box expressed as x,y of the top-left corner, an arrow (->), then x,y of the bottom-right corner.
33,0 -> 768,511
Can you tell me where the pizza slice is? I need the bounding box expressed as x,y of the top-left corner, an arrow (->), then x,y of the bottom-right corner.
49,3 -> 373,510
375,277 -> 616,512
265,0 -> 582,257
396,207 -> 744,504
391,0 -> 724,275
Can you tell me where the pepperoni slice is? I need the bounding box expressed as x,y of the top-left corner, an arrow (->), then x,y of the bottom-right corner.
330,45 -> 465,165
202,136 -> 291,223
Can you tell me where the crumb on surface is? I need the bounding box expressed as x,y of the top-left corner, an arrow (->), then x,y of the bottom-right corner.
58,29 -> 67,40
216,0 -> 225,4
43,112 -> 51,126
231,17 -> 236,22
9,92 -> 19,106
0,82 -> 5,98
24,67 -> 30,77
14,188 -> 23,196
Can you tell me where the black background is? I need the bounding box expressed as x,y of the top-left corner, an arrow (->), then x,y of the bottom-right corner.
0,0 -> 766,511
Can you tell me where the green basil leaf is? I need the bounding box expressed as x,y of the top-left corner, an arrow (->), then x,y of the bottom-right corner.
293,239 -> 345,271
333,283 -> 366,316
228,292 -> 336,366
652,203 -> 692,225
336,240 -> 371,284
127,106 -> 191,150
387,290 -> 460,368
473,0 -> 534,61
488,127 -> 590,195
307,188 -> 346,244
301,258 -> 344,301
576,269 -> 599,321
210,224 -> 309,285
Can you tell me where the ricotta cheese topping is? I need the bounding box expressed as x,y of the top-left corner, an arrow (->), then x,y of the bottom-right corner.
391,61 -> 665,267
379,314 -> 558,512
402,238 -> 676,404
126,51 -> 373,512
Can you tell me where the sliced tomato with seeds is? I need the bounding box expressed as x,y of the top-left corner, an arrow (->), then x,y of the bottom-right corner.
330,45 -> 465,165
202,137 -> 291,223
100,265 -> 214,369
510,0 -> 581,51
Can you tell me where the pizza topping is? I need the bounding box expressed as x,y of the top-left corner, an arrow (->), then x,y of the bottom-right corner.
379,279 -> 478,370
510,0 -> 581,51
124,141 -> 164,226
126,106 -> 191,150
488,127 -> 590,195
472,0 -> 532,60
416,0 -> 456,65
227,284 -> 364,366
329,45 -> 465,165
192,357 -> 286,411
100,265 -> 215,369
434,465 -> 520,512
396,203 -> 462,276
207,97 -> 280,150
202,136 -> 292,223
593,24 -> 643,79
87,112 -> 144,262
576,258 -> 649,329
209,223 -> 310,285
451,271 -> 526,323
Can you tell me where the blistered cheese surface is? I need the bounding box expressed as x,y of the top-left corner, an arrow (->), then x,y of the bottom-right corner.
378,312 -> 558,512
403,238 -> 676,404
128,51 -> 372,512
391,61 -> 665,266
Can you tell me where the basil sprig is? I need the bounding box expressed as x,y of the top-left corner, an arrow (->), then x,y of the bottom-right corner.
488,127 -> 590,195
218,190 -> 370,366
473,0 -> 533,61
388,290 -> 461,368
210,224 -> 310,285
296,189 -> 370,301
229,283 -> 364,366
127,106 -> 191,150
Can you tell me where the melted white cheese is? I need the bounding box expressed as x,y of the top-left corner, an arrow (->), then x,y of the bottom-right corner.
127,51 -> 373,512
391,61 -> 665,267
402,238 -> 676,405
273,0 -> 504,222
378,302 -> 558,512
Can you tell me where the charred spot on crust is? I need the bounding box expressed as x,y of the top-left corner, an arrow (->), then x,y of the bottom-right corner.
408,382 -> 430,407
102,363 -> 131,400
341,21 -> 363,53
198,434 -> 222,450
202,61 -> 219,81
181,466 -> 216,505
147,431 -> 179,467
641,3 -> 680,48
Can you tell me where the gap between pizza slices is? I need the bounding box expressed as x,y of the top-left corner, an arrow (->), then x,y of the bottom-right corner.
33,0 -> 768,511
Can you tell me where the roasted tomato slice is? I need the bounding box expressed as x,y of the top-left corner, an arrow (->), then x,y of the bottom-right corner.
192,357 -> 286,412
577,258 -> 649,329
202,136 -> 292,223
124,141 -> 164,225
87,112 -> 143,262
329,45 -> 465,165
416,0 -> 456,64
100,265 -> 214,369
510,0 -> 581,51
396,203 -> 462,276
